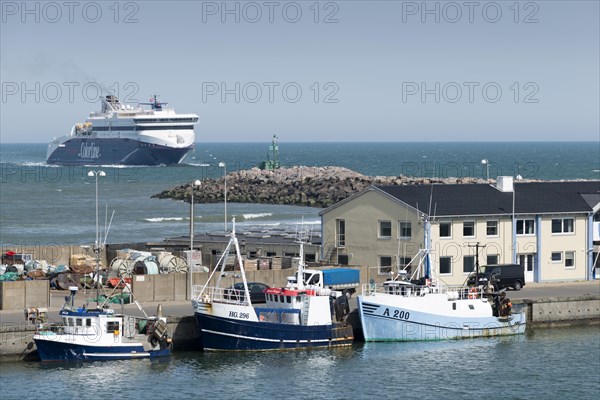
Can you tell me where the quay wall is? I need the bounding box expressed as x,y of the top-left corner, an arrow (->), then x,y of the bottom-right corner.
523,295 -> 600,327
1,295 -> 598,362
0,281 -> 50,310
0,267 -> 361,310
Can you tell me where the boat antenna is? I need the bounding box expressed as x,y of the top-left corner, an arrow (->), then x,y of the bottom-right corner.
396,205 -> 410,277
424,183 -> 436,283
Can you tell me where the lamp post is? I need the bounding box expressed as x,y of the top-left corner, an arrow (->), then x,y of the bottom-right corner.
190,179 -> 202,253
218,162 -> 227,232
481,159 -> 489,181
87,170 -> 106,306
190,179 -> 201,298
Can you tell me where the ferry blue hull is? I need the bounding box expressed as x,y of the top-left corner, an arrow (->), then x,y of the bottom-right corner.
34,338 -> 171,361
195,313 -> 353,351
47,138 -> 193,166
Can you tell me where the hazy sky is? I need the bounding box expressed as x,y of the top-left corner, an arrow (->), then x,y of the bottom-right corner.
1,0 -> 599,143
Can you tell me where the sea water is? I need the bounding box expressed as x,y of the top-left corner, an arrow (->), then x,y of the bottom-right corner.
0,326 -> 598,400
1,142 -> 598,245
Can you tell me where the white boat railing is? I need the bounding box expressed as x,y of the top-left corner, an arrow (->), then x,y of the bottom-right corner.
362,283 -> 486,300
192,285 -> 250,306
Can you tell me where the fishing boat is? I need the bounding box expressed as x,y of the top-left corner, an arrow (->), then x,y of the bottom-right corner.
357,216 -> 526,341
191,220 -> 354,351
46,95 -> 198,166
33,286 -> 172,361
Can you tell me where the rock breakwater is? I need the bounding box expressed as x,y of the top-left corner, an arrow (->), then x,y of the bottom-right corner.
152,166 -> 491,208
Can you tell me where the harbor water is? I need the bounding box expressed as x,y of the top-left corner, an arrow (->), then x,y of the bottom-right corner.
1,142 -> 599,245
0,326 -> 598,399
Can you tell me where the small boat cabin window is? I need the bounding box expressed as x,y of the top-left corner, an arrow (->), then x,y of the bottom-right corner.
63,317 -> 68,325
76,318 -> 82,326
296,296 -> 301,302
106,321 -> 120,333
68,318 -> 74,326
452,303 -> 456,310
286,296 -> 291,303
278,295 -> 283,303
86,319 -> 92,327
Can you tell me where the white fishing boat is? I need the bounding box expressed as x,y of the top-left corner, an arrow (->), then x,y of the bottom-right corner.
357,216 -> 526,341
191,220 -> 354,351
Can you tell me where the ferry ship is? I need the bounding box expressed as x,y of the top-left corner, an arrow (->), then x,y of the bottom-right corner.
46,95 -> 198,165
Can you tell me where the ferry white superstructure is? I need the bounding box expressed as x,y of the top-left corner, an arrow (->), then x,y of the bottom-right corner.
46,95 -> 198,165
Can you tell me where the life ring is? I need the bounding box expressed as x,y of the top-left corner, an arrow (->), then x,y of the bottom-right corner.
468,287 -> 478,299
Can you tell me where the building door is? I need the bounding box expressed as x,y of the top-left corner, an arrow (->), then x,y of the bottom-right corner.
519,254 -> 535,282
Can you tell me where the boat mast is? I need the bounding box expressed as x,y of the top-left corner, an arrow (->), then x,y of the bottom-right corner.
296,239 -> 306,290
88,170 -> 106,309
232,218 -> 252,305
467,242 -> 487,286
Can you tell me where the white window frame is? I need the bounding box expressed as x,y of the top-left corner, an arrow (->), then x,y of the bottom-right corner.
565,251 -> 575,269
463,255 -> 475,275
439,221 -> 452,239
551,218 -> 575,235
551,251 -> 562,263
486,220 -> 499,237
379,255 -> 393,275
439,256 -> 452,275
463,221 -> 475,238
487,254 -> 499,265
396,256 -> 412,271
398,221 -> 412,239
378,220 -> 392,239
517,219 -> 536,236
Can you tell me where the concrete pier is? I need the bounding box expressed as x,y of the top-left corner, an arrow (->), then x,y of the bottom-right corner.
523,294 -> 600,328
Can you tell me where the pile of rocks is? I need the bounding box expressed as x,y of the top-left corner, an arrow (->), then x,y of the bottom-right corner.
152,166 -> 490,208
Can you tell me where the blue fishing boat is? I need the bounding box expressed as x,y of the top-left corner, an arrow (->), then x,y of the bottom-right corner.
191,220 -> 354,351
34,286 -> 172,361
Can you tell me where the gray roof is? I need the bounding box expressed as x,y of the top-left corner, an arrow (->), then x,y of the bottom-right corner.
373,181 -> 600,217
